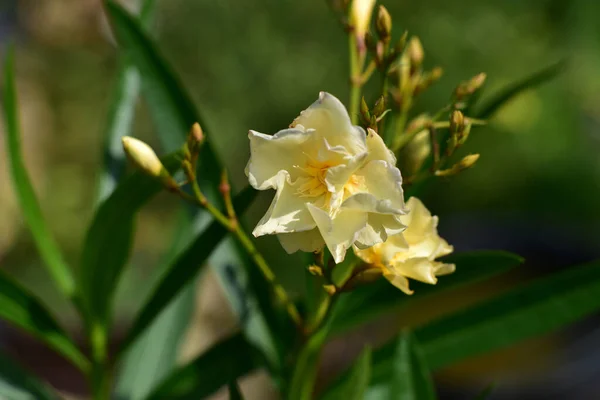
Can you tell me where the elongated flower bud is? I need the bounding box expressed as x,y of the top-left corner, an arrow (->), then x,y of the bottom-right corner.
122,137 -> 164,178
376,5 -> 392,42
351,0 -> 376,48
122,137 -> 176,190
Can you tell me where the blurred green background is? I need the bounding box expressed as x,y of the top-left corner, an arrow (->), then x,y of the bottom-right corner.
1,0 -> 600,398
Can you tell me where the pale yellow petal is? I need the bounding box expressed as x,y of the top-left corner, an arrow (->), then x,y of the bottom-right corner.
400,197 -> 436,243
354,214 -> 406,249
307,203 -> 368,263
252,179 -> 316,237
434,263 -> 456,276
342,160 -> 405,214
383,271 -> 413,295
247,128 -> 312,190
277,229 -> 325,254
291,92 -> 367,156
365,128 -> 396,165
391,258 -> 440,285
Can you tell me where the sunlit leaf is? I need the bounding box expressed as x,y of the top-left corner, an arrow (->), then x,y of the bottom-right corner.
474,60 -> 566,119
146,333 -> 264,400
0,353 -> 59,400
0,271 -> 89,372
1,46 -> 76,301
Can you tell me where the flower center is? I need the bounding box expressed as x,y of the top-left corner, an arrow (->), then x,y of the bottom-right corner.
296,158 -> 332,198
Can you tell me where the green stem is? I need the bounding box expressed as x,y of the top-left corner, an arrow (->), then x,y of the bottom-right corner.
390,110 -> 409,151
232,226 -> 304,328
349,34 -> 361,125
89,322 -> 110,400
181,166 -> 304,329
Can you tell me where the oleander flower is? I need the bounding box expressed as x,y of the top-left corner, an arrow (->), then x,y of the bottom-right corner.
246,92 -> 406,263
354,197 -> 455,294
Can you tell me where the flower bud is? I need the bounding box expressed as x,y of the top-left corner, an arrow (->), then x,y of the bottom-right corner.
122,137 -> 167,179
360,96 -> 371,123
375,5 -> 392,42
455,72 -> 487,100
408,37 -> 424,70
458,153 -> 479,169
308,265 -> 324,276
394,31 -> 408,54
372,95 -> 386,117
323,284 -> 337,296
191,122 -> 204,144
350,0 -> 376,47
435,153 -> 480,177
450,110 -> 465,135
415,67 -> 443,95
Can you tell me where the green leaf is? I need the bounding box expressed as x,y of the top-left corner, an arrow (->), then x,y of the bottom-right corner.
146,333 -> 264,400
330,251 -> 523,336
341,346 -> 372,400
474,60 -> 566,119
228,381 -> 244,400
387,332 -> 436,400
79,151 -> 183,327
115,211 -> 196,400
0,271 -> 89,372
208,234 -> 284,371
96,0 -> 158,203
1,46 -> 76,300
0,353 -> 59,400
105,0 -> 285,377
418,258 -> 600,370
118,187 -> 257,355
289,327 -> 329,400
368,259 -> 600,384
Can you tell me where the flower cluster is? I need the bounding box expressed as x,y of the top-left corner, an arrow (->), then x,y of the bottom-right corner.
247,92 -> 454,292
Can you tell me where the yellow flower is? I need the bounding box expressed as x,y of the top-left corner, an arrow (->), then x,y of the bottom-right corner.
354,197 -> 455,294
246,92 -> 406,263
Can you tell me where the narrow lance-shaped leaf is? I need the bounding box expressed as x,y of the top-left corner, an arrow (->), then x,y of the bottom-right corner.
118,187 -> 257,355
0,353 -> 59,400
105,0 -> 285,375
387,331 -> 436,400
418,258 -> 600,370
288,327 -> 329,400
367,259 -> 600,385
1,46 -> 76,300
79,151 -> 184,328
330,251 -> 523,336
474,60 -> 566,119
96,0 -> 160,203
342,346 -> 373,400
114,210 -> 197,400
146,333 -> 264,400
0,271 -> 90,372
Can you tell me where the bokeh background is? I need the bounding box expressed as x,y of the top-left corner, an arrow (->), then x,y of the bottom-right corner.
1,0 -> 600,399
